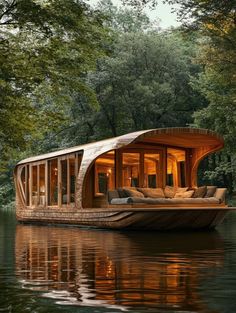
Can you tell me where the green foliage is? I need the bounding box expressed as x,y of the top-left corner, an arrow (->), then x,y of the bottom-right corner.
2,0 -> 235,208
120,0 -> 158,10
0,0 -> 107,169
51,7 -> 204,147
98,0 -> 153,32
193,70 -> 236,149
91,30 -> 203,135
176,0 -> 236,193
0,0 -> 108,208
0,160 -> 15,209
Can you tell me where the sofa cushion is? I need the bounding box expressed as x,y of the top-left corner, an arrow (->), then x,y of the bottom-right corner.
117,188 -> 127,198
192,186 -> 207,198
164,185 -> 176,198
214,188 -> 227,203
177,187 -> 189,193
204,186 -> 217,198
110,197 -> 130,205
117,187 -> 135,198
125,188 -> 144,198
117,187 -> 144,198
127,197 -> 220,205
137,187 -> 165,198
107,189 -> 120,203
174,190 -> 194,198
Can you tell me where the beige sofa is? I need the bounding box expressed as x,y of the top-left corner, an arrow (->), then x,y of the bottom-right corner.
108,186 -> 227,206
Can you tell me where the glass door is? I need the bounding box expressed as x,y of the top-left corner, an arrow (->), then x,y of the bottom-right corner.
30,161 -> 46,207
48,159 -> 58,206
121,149 -> 164,188
122,153 -> 140,187
144,153 -> 161,188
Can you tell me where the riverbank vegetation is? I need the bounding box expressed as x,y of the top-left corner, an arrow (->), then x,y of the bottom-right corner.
0,0 -> 235,208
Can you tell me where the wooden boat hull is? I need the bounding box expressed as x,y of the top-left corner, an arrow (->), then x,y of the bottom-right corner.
16,207 -> 235,230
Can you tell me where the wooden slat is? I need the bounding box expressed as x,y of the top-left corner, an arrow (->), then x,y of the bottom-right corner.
16,206 -> 236,230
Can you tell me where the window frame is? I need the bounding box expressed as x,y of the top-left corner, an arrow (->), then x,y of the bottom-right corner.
17,165 -> 28,204
18,151 -> 82,209
93,147 -> 165,195
58,153 -> 79,208
94,150 -> 116,196
29,160 -> 47,207
143,152 -> 162,188
166,147 -> 187,187
120,148 -> 164,188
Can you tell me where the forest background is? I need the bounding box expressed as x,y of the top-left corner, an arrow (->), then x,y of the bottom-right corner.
0,0 -> 235,209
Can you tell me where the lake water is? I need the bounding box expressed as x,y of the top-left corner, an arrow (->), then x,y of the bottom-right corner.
1,210 -> 236,313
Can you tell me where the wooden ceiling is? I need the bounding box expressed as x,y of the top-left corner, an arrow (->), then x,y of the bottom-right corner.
136,132 -> 223,148
17,128 -> 224,166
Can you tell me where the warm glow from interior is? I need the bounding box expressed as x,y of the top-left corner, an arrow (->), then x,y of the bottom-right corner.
122,153 -> 140,187
168,148 -> 186,162
167,148 -> 186,187
95,151 -> 115,194
144,153 -> 160,188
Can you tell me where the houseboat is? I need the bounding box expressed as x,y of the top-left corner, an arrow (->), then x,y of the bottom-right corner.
14,128 -> 235,230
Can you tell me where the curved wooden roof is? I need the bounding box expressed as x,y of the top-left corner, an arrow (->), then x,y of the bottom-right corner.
17,127 -> 224,165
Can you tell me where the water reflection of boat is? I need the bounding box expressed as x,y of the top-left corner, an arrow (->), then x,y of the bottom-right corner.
15,224 -> 224,312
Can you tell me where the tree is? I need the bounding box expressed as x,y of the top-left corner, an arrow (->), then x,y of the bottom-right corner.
97,0 -> 153,32
0,0 -> 106,168
177,1 -> 236,193
0,0 -> 108,207
121,0 -> 236,192
91,31 -> 204,137
52,5 -> 204,146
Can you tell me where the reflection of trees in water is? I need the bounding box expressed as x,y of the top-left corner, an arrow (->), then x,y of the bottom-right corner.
15,225 -> 224,312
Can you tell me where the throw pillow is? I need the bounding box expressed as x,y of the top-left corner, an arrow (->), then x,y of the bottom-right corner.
107,190 -> 120,203
137,187 -> 165,198
176,187 -> 189,193
174,190 -> 194,198
117,187 -> 127,198
192,186 -> 207,198
164,185 -> 176,198
124,188 -> 144,198
204,186 -> 217,198
118,187 -> 144,198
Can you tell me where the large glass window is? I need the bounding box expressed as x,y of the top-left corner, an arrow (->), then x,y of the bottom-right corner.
48,159 -> 58,206
61,159 -> 68,205
69,157 -> 76,203
122,153 -> 140,187
29,163 -> 46,207
39,164 -> 46,206
60,156 -> 77,205
32,165 -> 38,206
17,152 -> 82,208
167,148 -> 186,187
144,153 -> 160,188
95,151 -> 115,195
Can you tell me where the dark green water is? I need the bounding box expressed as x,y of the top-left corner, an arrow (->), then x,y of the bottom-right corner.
1,210 -> 236,313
